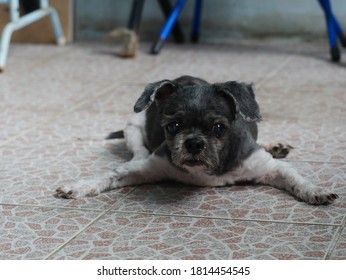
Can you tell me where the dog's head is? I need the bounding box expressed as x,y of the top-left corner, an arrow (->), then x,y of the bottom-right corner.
134,78 -> 261,173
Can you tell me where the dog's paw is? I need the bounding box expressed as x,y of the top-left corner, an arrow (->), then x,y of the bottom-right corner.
265,143 -> 294,159
112,160 -> 145,181
298,187 -> 339,205
55,177 -> 112,199
113,165 -> 129,180
111,161 -> 149,188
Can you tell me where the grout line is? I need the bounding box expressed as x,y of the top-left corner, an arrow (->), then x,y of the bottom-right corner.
277,158 -> 345,165
9,45 -> 73,76
0,202 -> 107,212
1,199 -> 342,228
108,209 -> 344,227
324,215 -> 346,259
286,159 -> 346,165
44,188 -> 136,260
255,53 -> 296,90
24,48 -> 74,73
0,188 -> 137,212
256,42 -> 307,90
45,210 -> 107,260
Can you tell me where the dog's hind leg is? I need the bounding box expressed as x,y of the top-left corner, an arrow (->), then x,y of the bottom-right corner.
260,143 -> 294,159
244,149 -> 338,205
124,112 -> 150,161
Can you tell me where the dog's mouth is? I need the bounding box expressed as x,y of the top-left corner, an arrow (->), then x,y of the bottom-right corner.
183,159 -> 206,167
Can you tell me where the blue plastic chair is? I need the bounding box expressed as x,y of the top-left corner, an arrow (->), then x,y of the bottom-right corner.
151,0 -> 345,62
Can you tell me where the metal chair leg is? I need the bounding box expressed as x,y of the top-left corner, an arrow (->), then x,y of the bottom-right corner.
191,0 -> 203,43
0,24 -> 13,72
128,0 -> 145,34
48,6 -> 66,46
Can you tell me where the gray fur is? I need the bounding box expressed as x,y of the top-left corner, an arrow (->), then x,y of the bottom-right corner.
136,75 -> 261,173
214,82 -> 261,122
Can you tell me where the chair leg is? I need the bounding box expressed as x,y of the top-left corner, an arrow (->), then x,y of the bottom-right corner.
48,7 -> 66,45
157,0 -> 185,43
128,0 -> 145,34
191,0 -> 203,43
0,0 -> 65,71
318,0 -> 345,62
0,24 -> 14,72
151,0 -> 187,54
39,0 -> 65,44
331,14 -> 346,47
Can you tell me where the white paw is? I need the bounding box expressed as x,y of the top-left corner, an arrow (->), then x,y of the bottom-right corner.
112,160 -> 149,187
298,187 -> 338,205
113,165 -> 129,180
55,177 -> 112,199
113,160 -> 144,180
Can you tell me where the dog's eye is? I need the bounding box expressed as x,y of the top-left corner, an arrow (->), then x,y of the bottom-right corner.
166,121 -> 180,135
212,123 -> 226,138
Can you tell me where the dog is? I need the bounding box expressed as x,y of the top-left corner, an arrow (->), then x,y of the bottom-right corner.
56,76 -> 338,205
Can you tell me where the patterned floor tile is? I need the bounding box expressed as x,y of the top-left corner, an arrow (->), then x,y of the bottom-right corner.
0,43 -> 173,143
258,121 -> 346,163
4,43 -> 69,74
0,131 -> 132,210
0,205 -> 101,259
330,226 -> 346,260
0,86 -> 136,209
257,83 -> 345,126
135,41 -> 297,85
51,212 -> 338,260
112,162 -> 345,225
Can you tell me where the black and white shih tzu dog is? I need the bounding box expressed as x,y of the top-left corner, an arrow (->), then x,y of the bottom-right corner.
56,76 -> 338,205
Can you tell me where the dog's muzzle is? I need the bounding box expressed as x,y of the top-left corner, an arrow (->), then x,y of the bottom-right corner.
184,137 -> 205,155
183,137 -> 206,167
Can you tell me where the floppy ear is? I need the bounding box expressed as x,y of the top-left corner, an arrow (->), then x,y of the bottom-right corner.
134,80 -> 176,113
214,81 -> 262,122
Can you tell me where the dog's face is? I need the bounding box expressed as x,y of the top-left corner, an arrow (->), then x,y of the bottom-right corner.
160,86 -> 233,172
134,77 -> 261,173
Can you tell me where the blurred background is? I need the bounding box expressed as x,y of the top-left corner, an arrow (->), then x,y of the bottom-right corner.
1,0 -> 346,44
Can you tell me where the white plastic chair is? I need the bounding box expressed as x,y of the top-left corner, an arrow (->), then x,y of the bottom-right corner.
0,0 -> 65,72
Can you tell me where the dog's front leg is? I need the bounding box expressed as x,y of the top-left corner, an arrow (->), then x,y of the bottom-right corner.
56,154 -> 171,198
112,155 -> 172,187
56,173 -> 116,198
248,149 -> 338,205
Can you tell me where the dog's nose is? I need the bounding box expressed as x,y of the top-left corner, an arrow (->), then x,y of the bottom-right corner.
184,138 -> 205,155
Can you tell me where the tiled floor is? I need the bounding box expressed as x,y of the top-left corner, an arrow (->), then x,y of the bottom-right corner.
0,38 -> 345,260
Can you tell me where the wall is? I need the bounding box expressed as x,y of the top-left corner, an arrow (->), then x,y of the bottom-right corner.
75,0 -> 346,41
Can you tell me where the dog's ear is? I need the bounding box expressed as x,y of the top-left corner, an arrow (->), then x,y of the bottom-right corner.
214,81 -> 262,122
134,80 -> 176,113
